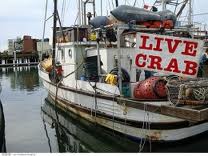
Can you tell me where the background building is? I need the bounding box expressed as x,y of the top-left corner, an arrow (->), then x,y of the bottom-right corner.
36,38 -> 51,60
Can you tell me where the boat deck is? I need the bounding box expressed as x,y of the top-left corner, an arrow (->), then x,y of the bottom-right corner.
118,98 -> 208,122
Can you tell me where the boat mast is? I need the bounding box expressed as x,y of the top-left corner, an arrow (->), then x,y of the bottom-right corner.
52,0 -> 58,66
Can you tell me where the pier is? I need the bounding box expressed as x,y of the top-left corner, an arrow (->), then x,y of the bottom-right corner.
0,52 -> 39,67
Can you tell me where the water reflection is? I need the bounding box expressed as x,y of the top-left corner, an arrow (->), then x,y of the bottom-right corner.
0,100 -> 6,152
0,67 -> 39,91
42,96 -> 208,153
41,96 -> 141,153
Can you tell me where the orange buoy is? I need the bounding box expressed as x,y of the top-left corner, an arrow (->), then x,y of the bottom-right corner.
134,76 -> 167,100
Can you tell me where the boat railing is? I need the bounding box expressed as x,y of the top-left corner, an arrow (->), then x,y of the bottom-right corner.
92,23 -> 198,34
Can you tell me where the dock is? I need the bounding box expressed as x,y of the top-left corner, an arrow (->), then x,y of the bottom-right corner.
0,52 -> 39,67
0,62 -> 39,67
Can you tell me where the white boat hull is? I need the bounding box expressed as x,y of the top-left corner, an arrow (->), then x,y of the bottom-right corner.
39,67 -> 208,142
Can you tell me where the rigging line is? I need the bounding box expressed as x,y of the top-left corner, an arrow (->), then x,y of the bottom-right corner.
56,11 -> 66,43
112,87 -> 119,134
142,112 -> 149,151
107,0 -> 112,12
180,12 -> 208,18
143,0 -> 145,6
52,61 -> 84,140
63,0 -> 67,24
183,10 -> 189,23
111,0 -> 115,9
74,12 -> 79,25
0,100 -> 6,152
45,15 -> 54,22
139,103 -> 147,152
112,90 -> 117,133
52,57 -> 84,125
136,0 -> 140,8
142,114 -> 148,150
123,101 -> 127,139
94,83 -> 98,123
54,84 -> 60,121
41,0 -> 48,60
61,0 -> 66,24
124,0 -> 130,5
60,60 -> 84,81
105,0 -> 109,16
148,113 -> 152,152
0,82 -> 2,94
133,0 -> 137,6
61,0 -> 64,23
65,0 -> 71,17
174,0 -> 179,14
42,118 -> 52,153
53,86 -> 67,152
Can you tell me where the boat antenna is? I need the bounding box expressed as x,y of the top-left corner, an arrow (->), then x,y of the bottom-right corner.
52,0 -> 58,66
115,0 -> 119,7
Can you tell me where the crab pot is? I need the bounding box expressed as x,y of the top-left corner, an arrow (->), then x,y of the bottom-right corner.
167,78 -> 208,105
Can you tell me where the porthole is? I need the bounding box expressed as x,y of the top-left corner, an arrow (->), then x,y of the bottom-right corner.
68,49 -> 72,58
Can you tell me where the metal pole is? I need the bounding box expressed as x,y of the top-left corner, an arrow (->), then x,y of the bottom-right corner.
52,0 -> 57,66
117,28 -> 123,95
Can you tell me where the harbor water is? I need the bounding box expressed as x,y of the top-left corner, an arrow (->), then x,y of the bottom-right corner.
1,66 -> 208,153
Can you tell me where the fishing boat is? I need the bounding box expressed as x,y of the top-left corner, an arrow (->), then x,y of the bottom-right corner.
39,0 -> 208,142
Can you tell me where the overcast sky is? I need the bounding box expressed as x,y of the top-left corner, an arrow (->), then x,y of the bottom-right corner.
0,0 -> 207,51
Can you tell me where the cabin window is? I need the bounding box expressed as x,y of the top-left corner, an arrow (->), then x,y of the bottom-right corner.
68,49 -> 72,58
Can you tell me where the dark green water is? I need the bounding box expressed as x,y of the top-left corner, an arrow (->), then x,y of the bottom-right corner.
1,66 -> 208,153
